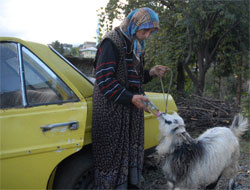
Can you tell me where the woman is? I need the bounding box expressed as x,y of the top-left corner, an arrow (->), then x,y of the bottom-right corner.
92,7 -> 168,189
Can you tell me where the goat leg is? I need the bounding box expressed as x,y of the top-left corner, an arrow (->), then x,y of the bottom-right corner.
228,178 -> 236,190
205,173 -> 222,190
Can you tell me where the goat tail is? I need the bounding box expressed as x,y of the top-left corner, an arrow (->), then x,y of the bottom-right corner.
230,114 -> 249,138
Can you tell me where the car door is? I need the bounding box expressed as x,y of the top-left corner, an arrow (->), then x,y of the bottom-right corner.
0,42 -> 88,189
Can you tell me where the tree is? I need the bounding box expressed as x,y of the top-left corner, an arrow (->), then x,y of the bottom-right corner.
99,0 -> 249,97
51,40 -> 64,55
70,47 -> 79,57
211,0 -> 249,104
162,0 -> 248,95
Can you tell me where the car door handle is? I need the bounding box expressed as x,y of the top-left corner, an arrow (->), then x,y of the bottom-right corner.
40,121 -> 79,132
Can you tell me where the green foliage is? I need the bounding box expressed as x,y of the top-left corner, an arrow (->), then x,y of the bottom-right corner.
70,47 -> 80,57
204,66 -> 237,100
241,92 -> 250,118
97,0 -> 126,42
51,40 -> 64,55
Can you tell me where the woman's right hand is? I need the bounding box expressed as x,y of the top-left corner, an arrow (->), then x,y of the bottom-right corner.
132,95 -> 150,113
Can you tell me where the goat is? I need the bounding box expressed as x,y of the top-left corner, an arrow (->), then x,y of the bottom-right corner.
156,112 -> 249,190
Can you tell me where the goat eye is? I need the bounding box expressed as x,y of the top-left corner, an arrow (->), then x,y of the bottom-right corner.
174,119 -> 178,124
172,127 -> 178,132
165,120 -> 172,125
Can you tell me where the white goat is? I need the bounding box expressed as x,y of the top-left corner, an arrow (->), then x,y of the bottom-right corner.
156,112 -> 249,190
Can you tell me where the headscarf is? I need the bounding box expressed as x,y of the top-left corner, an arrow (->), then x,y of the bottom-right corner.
119,7 -> 159,61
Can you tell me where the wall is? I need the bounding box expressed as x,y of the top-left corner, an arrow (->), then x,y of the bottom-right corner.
65,56 -> 95,77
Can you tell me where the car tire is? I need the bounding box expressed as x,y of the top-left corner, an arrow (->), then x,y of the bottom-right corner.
53,149 -> 95,189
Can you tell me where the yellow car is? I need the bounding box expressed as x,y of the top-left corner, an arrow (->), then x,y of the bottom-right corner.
0,37 -> 177,189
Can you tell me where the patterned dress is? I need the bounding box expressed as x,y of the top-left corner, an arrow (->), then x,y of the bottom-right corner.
92,28 -> 152,189
92,7 -> 159,189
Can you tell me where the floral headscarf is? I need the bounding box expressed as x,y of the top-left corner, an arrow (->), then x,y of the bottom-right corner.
119,7 -> 159,61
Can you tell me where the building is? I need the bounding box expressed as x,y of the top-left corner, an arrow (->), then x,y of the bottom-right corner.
79,41 -> 96,49
79,41 -> 97,58
79,47 -> 97,59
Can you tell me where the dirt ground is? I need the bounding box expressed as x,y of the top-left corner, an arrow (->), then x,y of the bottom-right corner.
141,139 -> 250,190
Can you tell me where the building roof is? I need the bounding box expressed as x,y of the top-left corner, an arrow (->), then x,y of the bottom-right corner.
80,47 -> 97,52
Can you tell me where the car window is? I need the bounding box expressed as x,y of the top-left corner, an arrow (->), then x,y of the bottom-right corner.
0,42 -> 22,109
0,42 -> 78,109
22,46 -> 78,106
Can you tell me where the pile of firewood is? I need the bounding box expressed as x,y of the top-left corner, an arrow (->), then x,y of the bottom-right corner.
176,94 -> 239,133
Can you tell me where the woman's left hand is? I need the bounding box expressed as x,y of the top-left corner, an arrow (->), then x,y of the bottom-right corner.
149,65 -> 169,78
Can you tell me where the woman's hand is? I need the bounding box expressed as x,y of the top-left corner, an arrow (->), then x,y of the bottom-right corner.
149,65 -> 169,78
132,95 -> 150,113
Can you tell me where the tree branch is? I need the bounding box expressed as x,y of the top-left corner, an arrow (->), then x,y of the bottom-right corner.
183,28 -> 198,85
205,10 -> 221,32
209,20 -> 240,62
184,28 -> 193,66
158,0 -> 176,11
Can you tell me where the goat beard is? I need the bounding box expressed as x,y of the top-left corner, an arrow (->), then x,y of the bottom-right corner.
168,132 -> 196,153
179,131 -> 195,144
157,130 -> 196,157
161,132 -> 204,184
